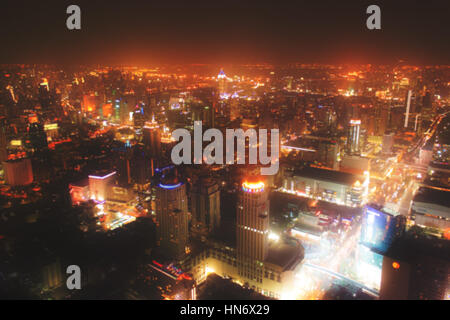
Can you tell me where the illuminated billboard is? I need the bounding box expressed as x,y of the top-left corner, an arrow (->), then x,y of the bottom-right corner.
44,123 -> 58,131
10,140 -> 22,146
360,206 -> 405,253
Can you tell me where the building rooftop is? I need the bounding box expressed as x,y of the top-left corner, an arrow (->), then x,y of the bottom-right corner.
413,186 -> 450,208
265,240 -> 304,271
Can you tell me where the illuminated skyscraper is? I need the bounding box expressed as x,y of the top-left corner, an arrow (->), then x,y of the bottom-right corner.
237,179 -> 269,262
346,119 -> 361,155
155,177 -> 189,260
217,69 -> 227,96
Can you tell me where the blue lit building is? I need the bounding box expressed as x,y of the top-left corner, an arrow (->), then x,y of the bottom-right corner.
360,206 -> 406,254
356,205 -> 406,290
155,176 -> 189,260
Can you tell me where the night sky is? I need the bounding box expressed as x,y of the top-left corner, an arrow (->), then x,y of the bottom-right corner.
0,0 -> 449,65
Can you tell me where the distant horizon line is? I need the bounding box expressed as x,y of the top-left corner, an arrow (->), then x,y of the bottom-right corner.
1,61 -> 449,68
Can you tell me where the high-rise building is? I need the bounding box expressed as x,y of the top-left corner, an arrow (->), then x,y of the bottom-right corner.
112,141 -> 133,186
346,119 -> 361,155
183,177 -> 303,298
237,179 -> 269,262
217,69 -> 227,96
130,144 -> 152,187
143,119 -> 162,159
236,178 -> 270,286
190,177 -> 221,233
38,80 -> 51,110
192,104 -> 215,128
155,177 -> 189,260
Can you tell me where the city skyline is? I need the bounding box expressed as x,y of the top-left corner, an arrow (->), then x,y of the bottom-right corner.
0,0 -> 449,304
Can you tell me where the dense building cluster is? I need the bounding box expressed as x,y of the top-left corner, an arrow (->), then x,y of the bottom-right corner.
0,63 -> 448,300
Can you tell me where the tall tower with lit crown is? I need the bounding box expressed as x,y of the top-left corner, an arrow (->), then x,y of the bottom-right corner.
217,69 -> 227,96
237,179 -> 269,262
